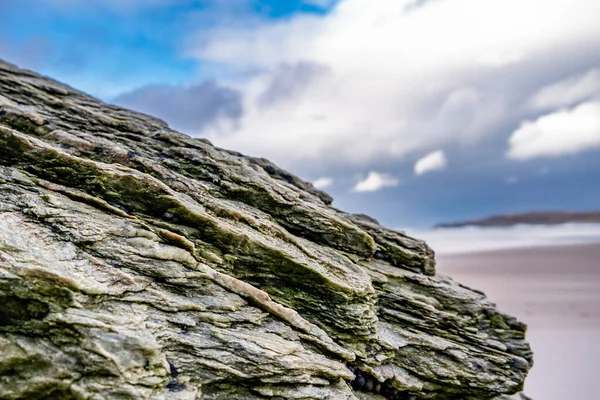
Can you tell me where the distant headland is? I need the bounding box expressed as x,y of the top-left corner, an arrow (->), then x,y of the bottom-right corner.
436,211 -> 600,228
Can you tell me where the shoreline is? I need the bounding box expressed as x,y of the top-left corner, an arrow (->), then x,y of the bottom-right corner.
436,240 -> 600,258
409,223 -> 600,255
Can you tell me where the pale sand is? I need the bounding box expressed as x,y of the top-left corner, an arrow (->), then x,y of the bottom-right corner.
437,243 -> 600,400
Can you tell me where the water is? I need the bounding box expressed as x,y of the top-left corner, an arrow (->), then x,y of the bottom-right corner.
408,223 -> 600,254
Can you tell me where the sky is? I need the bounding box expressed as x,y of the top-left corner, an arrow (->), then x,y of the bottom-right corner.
1,0 -> 599,228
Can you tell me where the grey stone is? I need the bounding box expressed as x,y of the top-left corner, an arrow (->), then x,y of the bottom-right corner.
0,59 -> 532,399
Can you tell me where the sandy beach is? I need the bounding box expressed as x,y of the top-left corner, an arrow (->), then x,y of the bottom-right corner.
437,243 -> 600,400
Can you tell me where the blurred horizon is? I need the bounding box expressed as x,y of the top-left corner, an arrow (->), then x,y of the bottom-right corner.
408,222 -> 600,254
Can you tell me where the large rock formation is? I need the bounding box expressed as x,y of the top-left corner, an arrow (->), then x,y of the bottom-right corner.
0,60 -> 532,400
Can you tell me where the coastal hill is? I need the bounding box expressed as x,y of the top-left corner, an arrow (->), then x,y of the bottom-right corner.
436,211 -> 600,228
0,60 -> 531,400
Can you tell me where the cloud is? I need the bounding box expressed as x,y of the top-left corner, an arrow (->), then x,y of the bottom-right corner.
114,82 -> 243,134
353,171 -> 399,192
258,61 -> 330,106
313,177 -> 333,189
507,101 -> 600,160
414,150 -> 447,176
436,87 -> 503,141
404,0 -> 443,11
439,88 -> 480,118
529,68 -> 600,110
186,0 -> 600,168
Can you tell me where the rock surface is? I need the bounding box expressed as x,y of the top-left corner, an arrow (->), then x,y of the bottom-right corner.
498,395 -> 532,400
0,59 -> 532,400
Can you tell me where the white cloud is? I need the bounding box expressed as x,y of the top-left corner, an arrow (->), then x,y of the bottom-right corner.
187,0 -> 600,168
439,88 -> 480,118
507,101 -> 600,160
437,87 -> 506,142
414,150 -> 447,176
477,50 -> 523,67
529,68 -> 600,110
352,171 -> 399,192
313,177 -> 333,189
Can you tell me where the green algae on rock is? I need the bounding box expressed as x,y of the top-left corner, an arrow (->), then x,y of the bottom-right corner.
0,59 -> 532,400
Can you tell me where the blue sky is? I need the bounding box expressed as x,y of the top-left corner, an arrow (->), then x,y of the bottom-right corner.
1,0 -> 599,228
0,1 -> 336,96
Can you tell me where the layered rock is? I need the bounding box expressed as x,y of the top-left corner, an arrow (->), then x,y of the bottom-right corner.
0,60 -> 532,400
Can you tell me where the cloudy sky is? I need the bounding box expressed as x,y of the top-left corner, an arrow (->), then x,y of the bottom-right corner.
2,0 -> 600,228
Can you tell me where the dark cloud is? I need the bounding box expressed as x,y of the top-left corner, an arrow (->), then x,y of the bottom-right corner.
114,81 -> 243,133
259,61 -> 330,106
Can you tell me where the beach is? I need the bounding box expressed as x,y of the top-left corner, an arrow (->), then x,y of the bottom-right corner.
437,243 -> 600,400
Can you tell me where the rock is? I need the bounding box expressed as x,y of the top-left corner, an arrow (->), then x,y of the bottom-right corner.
0,59 -> 532,399
498,394 -> 533,400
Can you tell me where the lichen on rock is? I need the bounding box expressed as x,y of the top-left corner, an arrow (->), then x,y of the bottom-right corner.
0,59 -> 532,400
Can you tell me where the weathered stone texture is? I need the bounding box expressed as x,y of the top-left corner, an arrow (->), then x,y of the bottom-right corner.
0,60 -> 532,399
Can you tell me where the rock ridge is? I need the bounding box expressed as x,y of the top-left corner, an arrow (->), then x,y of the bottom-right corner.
0,59 -> 531,400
